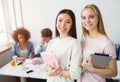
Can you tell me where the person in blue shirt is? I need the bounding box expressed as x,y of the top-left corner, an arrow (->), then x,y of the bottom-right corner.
11,27 -> 35,61
32,28 -> 52,65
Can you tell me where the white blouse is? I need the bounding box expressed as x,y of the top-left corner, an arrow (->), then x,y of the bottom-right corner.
46,36 -> 82,82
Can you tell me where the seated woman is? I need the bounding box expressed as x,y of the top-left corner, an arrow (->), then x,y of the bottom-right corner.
11,27 -> 35,61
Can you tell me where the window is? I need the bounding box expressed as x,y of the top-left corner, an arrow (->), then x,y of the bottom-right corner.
0,0 -> 8,44
0,0 -> 15,46
0,0 -> 24,46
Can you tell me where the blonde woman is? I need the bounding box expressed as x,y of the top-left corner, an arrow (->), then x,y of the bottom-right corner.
78,4 -> 117,82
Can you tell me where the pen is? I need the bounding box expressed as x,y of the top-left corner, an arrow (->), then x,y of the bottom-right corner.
26,70 -> 33,73
17,62 -> 23,65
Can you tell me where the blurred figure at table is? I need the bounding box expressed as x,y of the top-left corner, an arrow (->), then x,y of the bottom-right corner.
11,27 -> 35,61
32,28 -> 52,65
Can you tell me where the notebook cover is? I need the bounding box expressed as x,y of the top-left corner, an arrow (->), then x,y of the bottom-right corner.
41,52 -> 59,69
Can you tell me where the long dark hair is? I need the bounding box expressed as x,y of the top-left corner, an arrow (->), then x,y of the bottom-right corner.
55,9 -> 77,39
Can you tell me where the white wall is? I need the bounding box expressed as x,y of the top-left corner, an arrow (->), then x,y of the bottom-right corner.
9,0 -> 120,45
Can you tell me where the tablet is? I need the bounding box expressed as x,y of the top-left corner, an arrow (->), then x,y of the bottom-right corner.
91,54 -> 112,69
94,53 -> 109,57
41,52 -> 59,69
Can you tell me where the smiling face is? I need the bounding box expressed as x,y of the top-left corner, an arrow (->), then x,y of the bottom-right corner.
81,8 -> 99,32
56,13 -> 72,38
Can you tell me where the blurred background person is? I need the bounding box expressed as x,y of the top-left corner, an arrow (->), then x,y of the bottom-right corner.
11,27 -> 35,62
32,28 -> 52,65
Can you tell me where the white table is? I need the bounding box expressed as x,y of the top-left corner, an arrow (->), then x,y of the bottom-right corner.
0,59 -> 48,82
112,61 -> 120,82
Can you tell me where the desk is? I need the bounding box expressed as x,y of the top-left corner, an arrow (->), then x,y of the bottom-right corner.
0,59 -> 48,82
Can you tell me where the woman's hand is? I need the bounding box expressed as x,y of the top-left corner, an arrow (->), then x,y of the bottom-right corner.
29,53 -> 34,59
82,57 -> 94,72
44,63 -> 62,76
32,59 -> 40,65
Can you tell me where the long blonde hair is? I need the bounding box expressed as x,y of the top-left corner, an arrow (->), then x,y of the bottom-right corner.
81,4 -> 107,38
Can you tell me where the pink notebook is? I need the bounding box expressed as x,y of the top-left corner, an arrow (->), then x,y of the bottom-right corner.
41,52 -> 59,69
